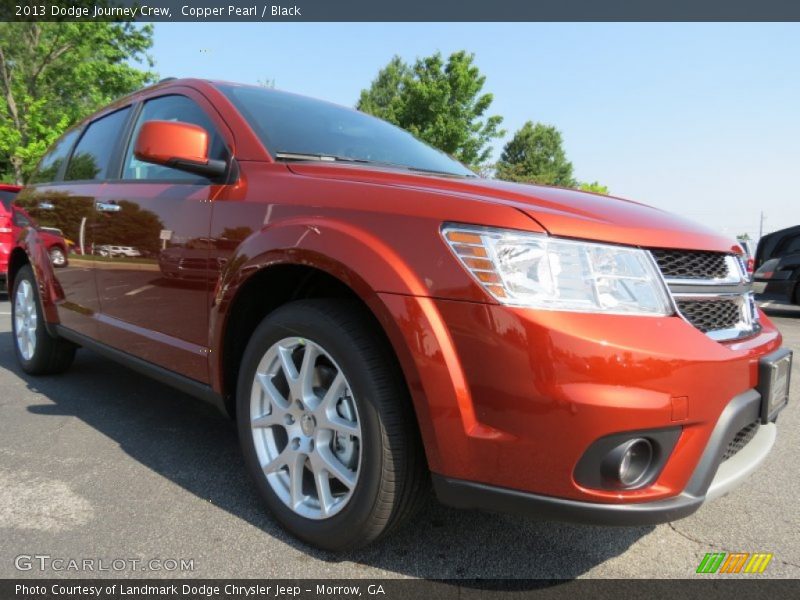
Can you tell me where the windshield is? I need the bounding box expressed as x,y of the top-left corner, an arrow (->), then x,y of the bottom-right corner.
216,84 -> 475,178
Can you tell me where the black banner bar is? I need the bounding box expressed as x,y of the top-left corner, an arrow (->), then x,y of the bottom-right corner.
4,0 -> 800,22
3,580 -> 800,600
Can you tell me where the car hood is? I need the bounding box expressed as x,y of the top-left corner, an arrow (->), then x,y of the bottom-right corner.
287,163 -> 739,253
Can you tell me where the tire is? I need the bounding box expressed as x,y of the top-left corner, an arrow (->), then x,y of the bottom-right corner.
49,246 -> 66,268
236,299 -> 427,551
11,265 -> 76,375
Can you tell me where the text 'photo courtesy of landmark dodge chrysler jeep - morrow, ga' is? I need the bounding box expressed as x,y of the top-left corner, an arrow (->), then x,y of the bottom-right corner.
7,79 -> 792,551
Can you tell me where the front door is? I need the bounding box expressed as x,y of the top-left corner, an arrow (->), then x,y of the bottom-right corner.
93,92 -> 234,383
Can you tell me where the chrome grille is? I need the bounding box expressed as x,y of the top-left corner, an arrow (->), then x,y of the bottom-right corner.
675,298 -> 741,333
651,249 -> 729,280
722,421 -> 759,462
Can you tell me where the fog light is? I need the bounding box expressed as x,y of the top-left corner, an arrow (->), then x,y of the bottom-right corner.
602,438 -> 653,488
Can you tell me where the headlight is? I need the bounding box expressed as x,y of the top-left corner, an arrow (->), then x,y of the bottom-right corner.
442,224 -> 673,316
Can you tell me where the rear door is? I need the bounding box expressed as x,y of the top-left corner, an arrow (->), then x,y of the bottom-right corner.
16,112 -> 131,336
52,107 -> 133,336
93,90 -> 234,383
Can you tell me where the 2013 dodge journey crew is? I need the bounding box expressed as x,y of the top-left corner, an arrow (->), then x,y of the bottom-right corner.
8,79 -> 792,550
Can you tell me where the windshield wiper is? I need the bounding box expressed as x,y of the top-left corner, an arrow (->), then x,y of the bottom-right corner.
274,151 -> 476,178
275,152 -> 372,164
406,166 -> 476,178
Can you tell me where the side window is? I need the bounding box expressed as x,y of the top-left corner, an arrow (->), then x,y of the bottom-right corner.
12,209 -> 33,228
0,190 -> 16,210
123,95 -> 227,182
779,236 -> 800,256
65,107 -> 131,182
29,129 -> 80,184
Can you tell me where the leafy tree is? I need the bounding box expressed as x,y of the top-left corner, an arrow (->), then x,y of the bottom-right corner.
357,51 -> 504,168
0,21 -> 155,184
357,56 -> 409,126
495,122 -> 575,186
578,181 -> 609,194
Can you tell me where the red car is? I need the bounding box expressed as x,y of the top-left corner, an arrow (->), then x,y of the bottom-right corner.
0,184 -> 18,291
13,206 -> 69,269
7,79 -> 792,550
1,184 -> 69,292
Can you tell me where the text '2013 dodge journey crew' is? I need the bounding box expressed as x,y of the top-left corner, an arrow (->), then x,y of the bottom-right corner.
8,79 -> 792,550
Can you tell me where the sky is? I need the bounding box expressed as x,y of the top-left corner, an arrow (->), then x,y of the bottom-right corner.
148,23 -> 800,242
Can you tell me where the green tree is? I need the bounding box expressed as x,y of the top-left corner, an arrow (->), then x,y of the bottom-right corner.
495,122 -> 575,186
357,51 -> 504,168
578,181 -> 609,195
0,22 -> 155,184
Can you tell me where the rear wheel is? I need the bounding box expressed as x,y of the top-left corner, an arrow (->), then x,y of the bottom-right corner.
49,246 -> 66,268
11,265 -> 76,375
236,299 -> 427,550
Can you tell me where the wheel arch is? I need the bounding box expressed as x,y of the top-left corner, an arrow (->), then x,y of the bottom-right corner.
10,230 -> 62,326
7,246 -> 30,293
209,217 -> 481,472
213,257 -> 427,417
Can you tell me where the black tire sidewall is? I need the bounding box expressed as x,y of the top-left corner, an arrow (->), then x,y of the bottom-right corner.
236,302 -> 389,550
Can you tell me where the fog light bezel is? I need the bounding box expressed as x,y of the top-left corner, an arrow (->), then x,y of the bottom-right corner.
574,427 -> 681,491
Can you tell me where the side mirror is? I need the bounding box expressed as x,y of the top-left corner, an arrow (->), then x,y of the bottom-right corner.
134,120 -> 227,179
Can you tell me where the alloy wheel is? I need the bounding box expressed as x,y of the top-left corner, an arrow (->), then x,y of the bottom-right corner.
50,247 -> 66,267
250,337 -> 362,520
14,279 -> 38,361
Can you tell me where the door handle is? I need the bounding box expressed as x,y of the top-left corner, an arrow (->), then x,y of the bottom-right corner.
96,201 -> 121,213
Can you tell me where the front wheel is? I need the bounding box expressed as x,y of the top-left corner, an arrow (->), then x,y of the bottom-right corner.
11,265 -> 76,375
236,300 -> 427,550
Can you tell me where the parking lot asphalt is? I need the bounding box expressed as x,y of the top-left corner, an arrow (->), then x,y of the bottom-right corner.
0,296 -> 798,579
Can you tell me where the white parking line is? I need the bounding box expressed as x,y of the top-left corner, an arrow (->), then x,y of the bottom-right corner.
125,284 -> 155,297
0,312 -> 10,315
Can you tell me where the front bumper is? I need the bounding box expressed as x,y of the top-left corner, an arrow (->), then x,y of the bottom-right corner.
378,293 -> 784,513
433,390 -> 777,524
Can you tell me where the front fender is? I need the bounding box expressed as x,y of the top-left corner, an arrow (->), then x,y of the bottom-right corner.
208,216 -> 494,472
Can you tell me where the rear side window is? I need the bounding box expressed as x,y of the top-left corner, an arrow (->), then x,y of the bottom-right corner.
29,129 -> 80,184
778,236 -> 800,256
122,95 -> 227,182
12,209 -> 33,228
65,107 -> 131,182
0,190 -> 17,210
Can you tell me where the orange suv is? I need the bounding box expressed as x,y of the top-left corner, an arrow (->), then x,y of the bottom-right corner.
7,79 -> 792,550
